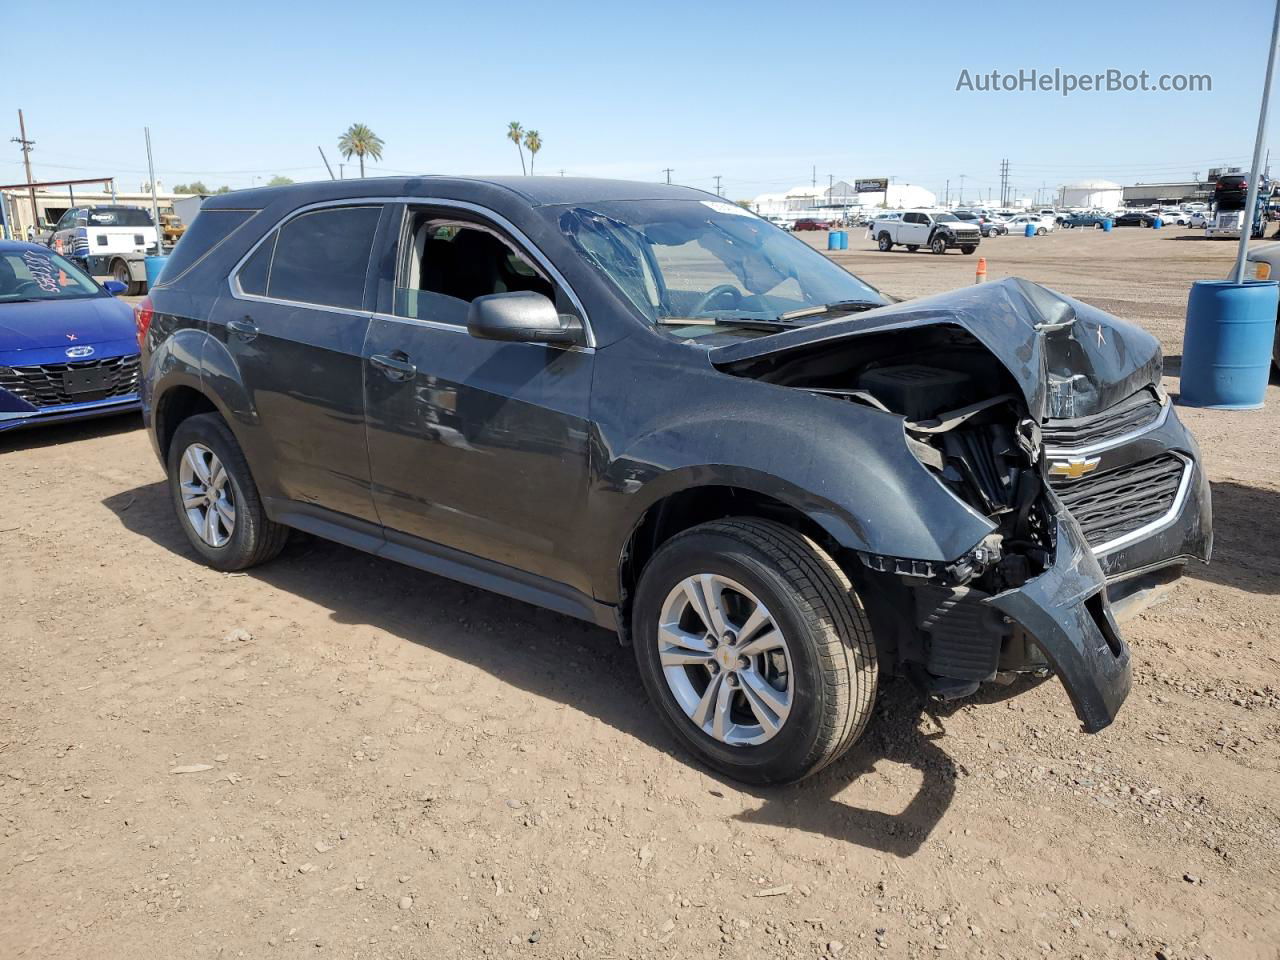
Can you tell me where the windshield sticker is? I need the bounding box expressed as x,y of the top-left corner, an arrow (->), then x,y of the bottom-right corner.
22,250 -> 62,294
701,200 -> 758,218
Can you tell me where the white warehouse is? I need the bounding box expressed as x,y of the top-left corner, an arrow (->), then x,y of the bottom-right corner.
1057,179 -> 1123,211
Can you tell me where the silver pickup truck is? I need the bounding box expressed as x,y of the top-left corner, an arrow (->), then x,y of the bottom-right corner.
870,210 -> 982,255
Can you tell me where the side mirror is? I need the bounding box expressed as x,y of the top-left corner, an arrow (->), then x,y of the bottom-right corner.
102,280 -> 128,295
466,291 -> 584,346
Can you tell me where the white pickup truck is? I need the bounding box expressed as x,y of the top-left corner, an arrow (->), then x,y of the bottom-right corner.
870,210 -> 982,255
48,205 -> 159,294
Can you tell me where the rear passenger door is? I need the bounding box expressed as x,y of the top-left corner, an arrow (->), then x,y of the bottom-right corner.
901,212 -> 927,245
213,202 -> 386,525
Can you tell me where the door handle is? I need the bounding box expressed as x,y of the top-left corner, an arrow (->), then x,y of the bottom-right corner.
370,352 -> 417,381
227,317 -> 259,341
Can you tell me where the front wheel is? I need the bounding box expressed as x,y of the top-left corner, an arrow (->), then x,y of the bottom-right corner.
632,518 -> 878,785
877,233 -> 893,252
167,413 -> 289,571
930,235 -> 947,254
961,244 -> 977,255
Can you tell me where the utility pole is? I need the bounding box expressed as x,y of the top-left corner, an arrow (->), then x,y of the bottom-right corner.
959,173 -> 966,205
317,145 -> 335,180
662,168 -> 673,184
339,163 -> 345,180
945,179 -> 950,206
812,165 -> 816,190
714,174 -> 723,196
11,109 -> 37,236
144,127 -> 161,253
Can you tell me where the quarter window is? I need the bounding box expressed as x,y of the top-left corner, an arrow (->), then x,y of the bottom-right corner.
237,231 -> 275,296
263,205 -> 381,310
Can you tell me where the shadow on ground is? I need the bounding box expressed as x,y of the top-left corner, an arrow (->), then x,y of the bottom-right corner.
102,479 -> 981,857
0,411 -> 140,453
1190,480 -> 1280,595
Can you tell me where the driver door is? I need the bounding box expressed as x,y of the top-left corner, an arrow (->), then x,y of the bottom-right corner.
362,203 -> 596,595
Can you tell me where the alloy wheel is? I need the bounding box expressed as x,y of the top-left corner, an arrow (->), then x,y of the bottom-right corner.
178,442 -> 236,547
655,574 -> 793,746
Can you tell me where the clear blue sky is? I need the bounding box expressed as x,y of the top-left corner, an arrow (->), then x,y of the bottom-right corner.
3,0 -> 1278,202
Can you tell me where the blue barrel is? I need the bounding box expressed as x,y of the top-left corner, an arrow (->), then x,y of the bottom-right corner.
1102,218 -> 1113,231
1180,279 -> 1277,409
837,230 -> 848,250
1024,223 -> 1036,237
144,255 -> 169,290
827,231 -> 839,250
1153,217 -> 1163,229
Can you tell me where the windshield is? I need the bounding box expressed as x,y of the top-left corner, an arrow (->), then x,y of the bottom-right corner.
0,248 -> 102,302
933,213 -> 959,222
87,208 -> 153,227
551,199 -> 886,333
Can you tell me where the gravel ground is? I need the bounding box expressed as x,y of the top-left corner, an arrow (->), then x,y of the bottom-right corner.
2,224 -> 1278,960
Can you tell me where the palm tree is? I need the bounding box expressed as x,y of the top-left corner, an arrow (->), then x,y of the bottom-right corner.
524,130 -> 542,175
337,123 -> 384,178
507,121 -> 526,175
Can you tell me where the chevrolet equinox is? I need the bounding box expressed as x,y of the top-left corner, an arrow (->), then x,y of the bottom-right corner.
139,177 -> 1212,784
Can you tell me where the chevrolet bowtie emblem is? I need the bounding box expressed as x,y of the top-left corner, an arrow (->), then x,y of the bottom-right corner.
1048,456 -> 1101,480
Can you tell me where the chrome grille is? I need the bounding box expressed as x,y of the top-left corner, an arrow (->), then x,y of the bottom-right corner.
1042,388 -> 1163,451
0,355 -> 140,408
1051,453 -> 1185,549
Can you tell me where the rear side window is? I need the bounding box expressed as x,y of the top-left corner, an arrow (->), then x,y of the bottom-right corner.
160,209 -> 255,285
266,206 -> 381,310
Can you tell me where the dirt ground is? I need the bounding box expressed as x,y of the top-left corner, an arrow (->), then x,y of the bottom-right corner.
2,225 -> 1278,960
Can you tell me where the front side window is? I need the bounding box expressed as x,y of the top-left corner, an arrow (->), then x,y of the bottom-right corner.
392,209 -> 556,324
0,248 -> 102,303
262,205 -> 381,310
550,199 -> 885,336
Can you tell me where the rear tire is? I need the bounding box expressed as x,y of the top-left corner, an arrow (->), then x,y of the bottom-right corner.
632,518 -> 878,785
1036,227 -> 1048,236
112,259 -> 141,296
167,413 -> 288,572
877,233 -> 893,252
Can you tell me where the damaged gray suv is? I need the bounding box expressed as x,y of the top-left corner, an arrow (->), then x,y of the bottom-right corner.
140,177 -> 1211,784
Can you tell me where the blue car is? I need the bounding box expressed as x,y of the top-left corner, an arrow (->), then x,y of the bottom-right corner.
0,240 -> 140,432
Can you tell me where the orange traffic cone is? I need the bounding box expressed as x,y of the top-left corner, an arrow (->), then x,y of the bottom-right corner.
975,257 -> 987,284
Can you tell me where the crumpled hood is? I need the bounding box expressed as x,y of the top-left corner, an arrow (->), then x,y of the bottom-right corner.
709,277 -> 1162,420
0,296 -> 135,352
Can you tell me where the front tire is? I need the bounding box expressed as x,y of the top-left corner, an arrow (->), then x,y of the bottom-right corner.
930,235 -> 947,254
961,244 -> 977,255
167,413 -> 288,571
877,232 -> 893,252
632,518 -> 878,785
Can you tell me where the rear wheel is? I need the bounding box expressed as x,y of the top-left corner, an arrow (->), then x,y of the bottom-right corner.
930,235 -> 947,254
167,413 -> 288,571
111,259 -> 140,296
632,518 -> 878,784
1036,226 -> 1048,236
877,232 -> 893,252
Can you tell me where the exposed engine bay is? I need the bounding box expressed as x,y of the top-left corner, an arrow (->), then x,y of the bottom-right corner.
720,324 -> 1060,697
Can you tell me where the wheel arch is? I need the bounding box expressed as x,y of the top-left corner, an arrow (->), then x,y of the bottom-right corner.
614,478 -> 857,644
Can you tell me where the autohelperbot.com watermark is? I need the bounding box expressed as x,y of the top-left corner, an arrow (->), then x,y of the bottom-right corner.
956,68 -> 1211,96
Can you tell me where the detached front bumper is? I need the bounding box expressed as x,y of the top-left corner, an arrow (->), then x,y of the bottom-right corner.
985,507 -> 1132,732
